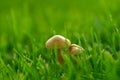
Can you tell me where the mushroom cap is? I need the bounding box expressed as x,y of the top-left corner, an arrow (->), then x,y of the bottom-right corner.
46,35 -> 71,49
68,44 -> 84,55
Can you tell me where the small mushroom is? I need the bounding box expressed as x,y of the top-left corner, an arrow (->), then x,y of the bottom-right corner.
68,44 -> 84,56
45,35 -> 71,64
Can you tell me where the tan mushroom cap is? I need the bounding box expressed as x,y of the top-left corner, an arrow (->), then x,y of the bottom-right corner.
68,44 -> 84,55
45,35 -> 71,49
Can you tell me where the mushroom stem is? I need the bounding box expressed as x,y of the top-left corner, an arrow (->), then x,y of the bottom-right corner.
57,49 -> 64,64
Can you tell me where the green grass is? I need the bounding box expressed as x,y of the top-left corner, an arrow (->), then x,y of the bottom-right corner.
0,0 -> 120,80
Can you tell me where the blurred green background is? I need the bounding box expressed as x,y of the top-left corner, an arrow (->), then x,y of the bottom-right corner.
0,0 -> 120,51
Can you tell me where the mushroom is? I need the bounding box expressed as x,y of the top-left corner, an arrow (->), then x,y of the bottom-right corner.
68,44 -> 84,56
45,35 -> 71,64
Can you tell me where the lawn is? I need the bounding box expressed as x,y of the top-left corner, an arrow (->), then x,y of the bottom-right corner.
0,0 -> 120,80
